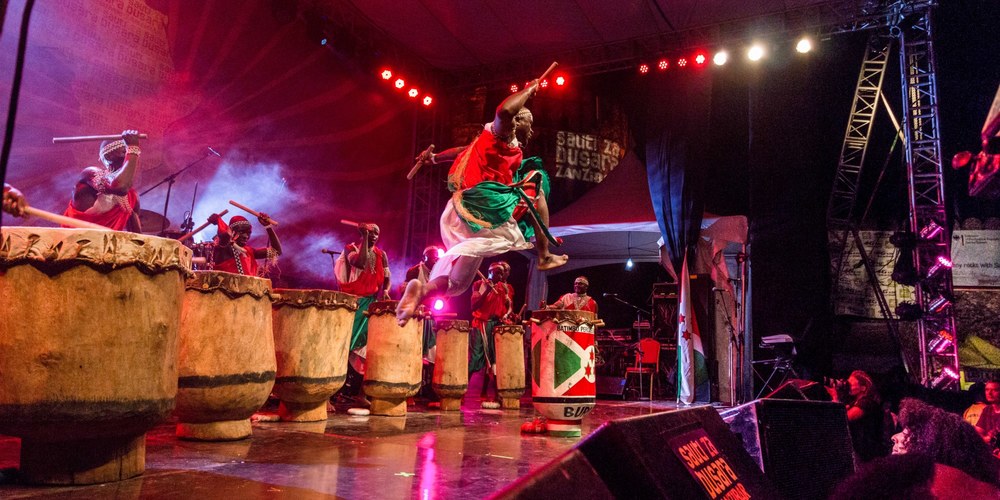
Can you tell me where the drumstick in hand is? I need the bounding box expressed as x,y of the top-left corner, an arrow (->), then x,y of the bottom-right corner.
23,206 -> 108,230
407,144 -> 435,180
177,209 -> 229,242
229,200 -> 279,226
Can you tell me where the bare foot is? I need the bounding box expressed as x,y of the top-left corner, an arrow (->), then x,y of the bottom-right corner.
396,279 -> 424,326
537,253 -> 569,271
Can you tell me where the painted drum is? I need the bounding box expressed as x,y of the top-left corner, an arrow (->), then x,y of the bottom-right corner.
0,227 -> 190,484
271,289 -> 358,421
494,324 -> 526,409
530,309 -> 600,437
431,320 -> 470,411
363,301 -> 424,416
175,271 -> 276,441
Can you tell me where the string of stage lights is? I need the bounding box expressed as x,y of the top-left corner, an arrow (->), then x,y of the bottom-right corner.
501,35 -> 820,93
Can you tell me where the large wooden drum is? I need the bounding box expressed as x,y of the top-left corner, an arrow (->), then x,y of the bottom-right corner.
363,301 -> 424,416
0,227 -> 189,484
271,289 -> 358,421
494,324 -> 526,409
175,271 -> 276,440
431,320 -> 470,411
530,310 -> 600,437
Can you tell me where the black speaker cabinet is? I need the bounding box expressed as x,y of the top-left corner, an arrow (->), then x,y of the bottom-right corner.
492,448 -> 613,500
595,376 -> 627,398
495,406 -> 779,499
721,399 -> 855,500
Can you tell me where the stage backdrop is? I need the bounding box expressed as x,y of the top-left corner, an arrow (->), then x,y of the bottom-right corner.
0,0 -> 418,288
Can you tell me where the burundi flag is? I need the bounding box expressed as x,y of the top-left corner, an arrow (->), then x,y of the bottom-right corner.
678,255 -> 710,403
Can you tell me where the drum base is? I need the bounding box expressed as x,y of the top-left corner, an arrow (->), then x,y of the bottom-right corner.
498,389 -> 524,409
439,397 -> 463,411
20,434 -> 145,485
176,419 -> 252,441
499,398 -> 521,409
545,419 -> 582,437
369,398 -> 407,417
278,401 -> 329,422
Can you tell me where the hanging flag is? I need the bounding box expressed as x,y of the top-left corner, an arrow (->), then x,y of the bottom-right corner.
678,255 -> 710,403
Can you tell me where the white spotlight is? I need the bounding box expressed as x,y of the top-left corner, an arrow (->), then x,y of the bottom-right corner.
747,45 -> 765,61
713,51 -> 728,66
796,38 -> 813,54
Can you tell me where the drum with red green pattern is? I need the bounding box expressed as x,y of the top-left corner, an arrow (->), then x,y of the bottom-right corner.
530,309 -> 600,437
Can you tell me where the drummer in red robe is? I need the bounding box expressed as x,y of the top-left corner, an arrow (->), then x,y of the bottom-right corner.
470,261 -> 514,406
335,223 -> 391,360
545,275 -> 598,314
63,130 -> 143,231
208,213 -> 282,276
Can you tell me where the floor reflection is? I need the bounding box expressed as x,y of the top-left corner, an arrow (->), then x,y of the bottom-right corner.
0,398 -> 693,499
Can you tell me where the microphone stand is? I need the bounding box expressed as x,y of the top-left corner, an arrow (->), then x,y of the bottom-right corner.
605,294 -> 653,400
140,150 -> 214,236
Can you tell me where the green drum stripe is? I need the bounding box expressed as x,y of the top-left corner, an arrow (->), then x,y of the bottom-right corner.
532,342 -> 541,386
554,341 -> 580,387
274,375 -> 347,385
178,371 -> 276,388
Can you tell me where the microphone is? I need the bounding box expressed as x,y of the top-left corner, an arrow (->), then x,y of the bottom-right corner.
603,293 -> 617,297
207,147 -> 222,157
321,248 -> 341,255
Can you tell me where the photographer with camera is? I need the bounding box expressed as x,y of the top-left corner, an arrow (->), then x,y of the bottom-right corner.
830,370 -> 889,462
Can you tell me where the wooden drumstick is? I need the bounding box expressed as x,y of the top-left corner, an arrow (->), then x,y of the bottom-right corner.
228,200 -> 279,226
52,133 -> 148,144
177,209 -> 228,242
22,206 -> 109,230
537,61 -> 559,84
340,219 -> 359,228
406,144 -> 435,180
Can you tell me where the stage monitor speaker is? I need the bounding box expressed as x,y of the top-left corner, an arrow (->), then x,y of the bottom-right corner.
764,379 -> 832,401
721,399 -> 854,500
492,448 -> 613,500
595,376 -> 626,398
495,405 -> 778,499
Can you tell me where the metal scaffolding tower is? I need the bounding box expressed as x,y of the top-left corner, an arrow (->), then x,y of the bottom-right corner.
827,32 -> 894,277
826,1 -> 957,388
403,107 -> 446,263
894,2 -> 959,388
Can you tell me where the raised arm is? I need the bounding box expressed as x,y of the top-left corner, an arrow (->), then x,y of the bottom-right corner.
210,213 -> 232,245
493,80 -> 538,139
107,130 -> 141,194
252,212 -> 282,258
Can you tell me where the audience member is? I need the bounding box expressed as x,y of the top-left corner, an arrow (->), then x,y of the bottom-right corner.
892,397 -> 1000,486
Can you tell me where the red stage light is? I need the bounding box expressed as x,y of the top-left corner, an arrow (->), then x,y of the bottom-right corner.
423,96 -> 433,106
408,88 -> 419,98
540,79 -> 549,88
394,78 -> 405,89
380,69 -> 392,80
658,59 -> 669,70
638,63 -> 649,74
695,53 -> 706,65
510,84 -> 519,93
677,58 -> 688,67
555,76 -> 566,86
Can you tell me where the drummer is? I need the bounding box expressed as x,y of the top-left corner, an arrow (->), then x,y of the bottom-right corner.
2,183 -> 27,217
63,130 -> 143,231
335,223 -> 391,364
208,213 -> 282,276
470,261 -> 514,406
545,275 -> 598,314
